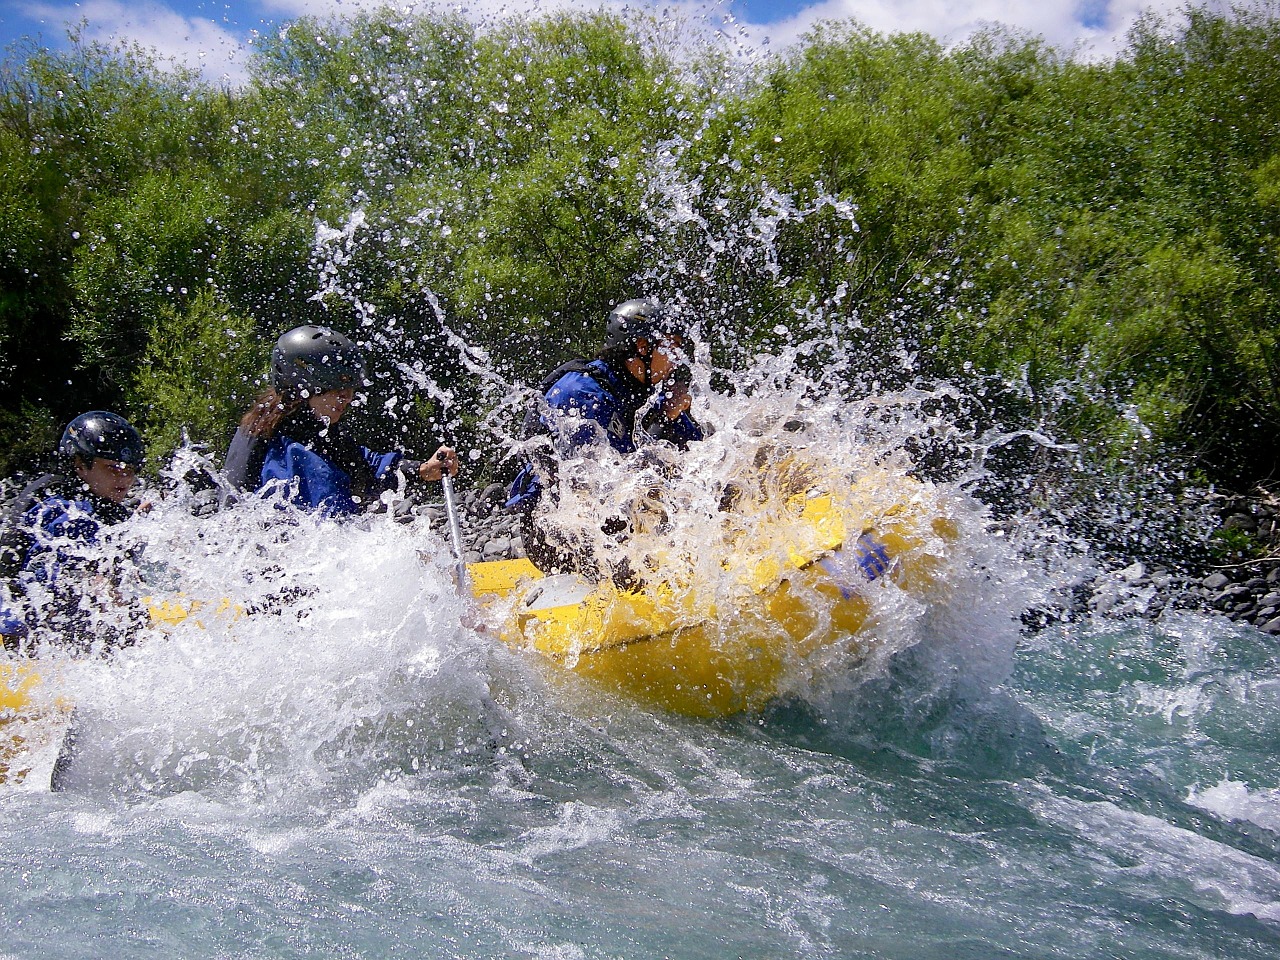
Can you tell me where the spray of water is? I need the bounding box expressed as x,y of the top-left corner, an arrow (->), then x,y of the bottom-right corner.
5,7 -> 1225,808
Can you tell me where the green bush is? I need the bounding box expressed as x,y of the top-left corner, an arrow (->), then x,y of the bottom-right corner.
1,4 -> 1278,488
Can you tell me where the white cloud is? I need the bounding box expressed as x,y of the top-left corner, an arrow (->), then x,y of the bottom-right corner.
736,0 -> 1192,59
20,0 -> 251,84
262,0 -> 1197,61
10,0 -> 1217,85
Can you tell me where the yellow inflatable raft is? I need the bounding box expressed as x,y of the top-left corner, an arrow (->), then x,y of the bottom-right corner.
1,660 -> 73,789
470,473 -> 958,717
2,471 -> 959,788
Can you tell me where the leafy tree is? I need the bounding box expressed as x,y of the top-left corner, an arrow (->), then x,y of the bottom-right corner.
131,290 -> 265,456
1,3 -> 1278,492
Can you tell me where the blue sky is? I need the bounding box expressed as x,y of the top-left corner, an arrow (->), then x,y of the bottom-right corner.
0,0 -> 1195,84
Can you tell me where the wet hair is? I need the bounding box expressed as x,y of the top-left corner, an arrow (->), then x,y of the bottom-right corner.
239,388 -> 304,439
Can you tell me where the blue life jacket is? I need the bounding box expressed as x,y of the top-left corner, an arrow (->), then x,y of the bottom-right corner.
260,433 -> 403,518
0,603 -> 23,636
506,359 -> 702,511
1,480 -> 126,635
22,495 -> 107,566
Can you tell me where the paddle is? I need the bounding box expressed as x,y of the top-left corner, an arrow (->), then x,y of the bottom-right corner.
441,474 -> 469,592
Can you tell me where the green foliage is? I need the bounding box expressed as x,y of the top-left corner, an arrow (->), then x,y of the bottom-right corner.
443,14 -> 685,368
130,291 -> 265,456
2,4 -> 1279,486
68,168 -> 230,386
1209,525 -> 1264,564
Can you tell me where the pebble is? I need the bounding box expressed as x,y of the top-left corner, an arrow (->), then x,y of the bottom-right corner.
1034,483 -> 1280,635
1162,484 -> 1280,634
1119,562 -> 1146,583
1224,512 -> 1257,532
1215,585 -> 1253,602
481,537 -> 511,560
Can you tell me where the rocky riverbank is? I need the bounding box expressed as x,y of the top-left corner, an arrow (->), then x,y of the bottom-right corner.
1083,485 -> 1280,635
420,482 -> 525,565
429,480 -> 1280,637
1179,485 -> 1280,634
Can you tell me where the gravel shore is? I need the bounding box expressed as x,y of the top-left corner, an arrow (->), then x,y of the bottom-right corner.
1174,486 -> 1280,634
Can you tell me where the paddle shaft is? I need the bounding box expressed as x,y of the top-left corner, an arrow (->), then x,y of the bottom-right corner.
441,474 -> 469,591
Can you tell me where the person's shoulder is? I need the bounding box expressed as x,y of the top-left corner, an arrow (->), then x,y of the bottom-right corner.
548,366 -> 611,405
1,473 -> 63,576
11,472 -> 65,506
19,475 -> 78,519
24,490 -> 95,541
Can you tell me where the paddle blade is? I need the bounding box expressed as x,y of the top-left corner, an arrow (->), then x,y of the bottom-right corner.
1,707 -> 76,791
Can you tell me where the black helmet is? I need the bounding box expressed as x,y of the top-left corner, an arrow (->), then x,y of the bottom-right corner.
58,411 -> 145,466
604,298 -> 685,349
270,325 -> 366,395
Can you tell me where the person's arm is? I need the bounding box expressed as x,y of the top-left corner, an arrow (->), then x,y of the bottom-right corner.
223,428 -> 267,491
361,447 -> 404,482
369,446 -> 459,485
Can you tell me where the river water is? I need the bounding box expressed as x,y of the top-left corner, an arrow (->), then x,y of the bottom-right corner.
4,18 -> 1279,951
2,441 -> 1278,959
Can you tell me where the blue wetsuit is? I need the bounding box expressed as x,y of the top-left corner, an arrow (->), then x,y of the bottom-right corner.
1,475 -> 134,647
505,358 -> 702,578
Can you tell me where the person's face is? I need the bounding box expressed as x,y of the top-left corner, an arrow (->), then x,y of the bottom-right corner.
308,388 -> 356,425
645,335 -> 687,383
75,457 -> 138,504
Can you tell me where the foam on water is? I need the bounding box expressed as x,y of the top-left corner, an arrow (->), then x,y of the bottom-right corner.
6,610 -> 1280,959
31,481 -> 509,803
1191,780 -> 1280,835
1023,789 -> 1280,923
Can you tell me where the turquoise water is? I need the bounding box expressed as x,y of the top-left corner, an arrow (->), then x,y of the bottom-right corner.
3,489 -> 1277,958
